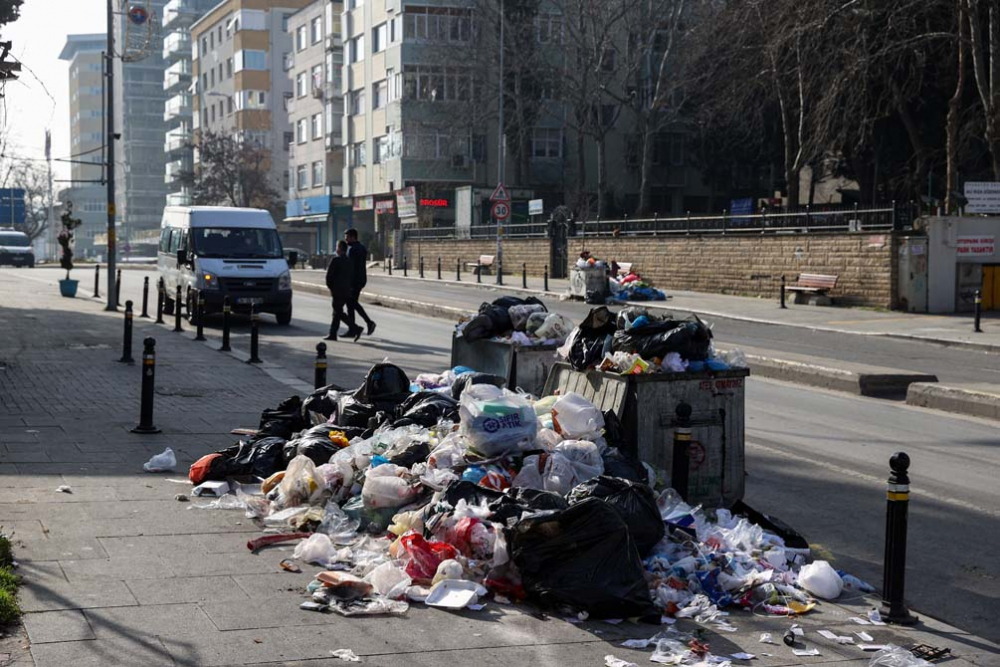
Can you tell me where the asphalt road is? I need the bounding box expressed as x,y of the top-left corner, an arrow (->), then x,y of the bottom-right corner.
19,267 -> 1000,642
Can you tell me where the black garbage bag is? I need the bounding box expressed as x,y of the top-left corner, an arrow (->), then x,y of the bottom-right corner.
616,307 -> 650,331
602,410 -> 626,449
257,419 -> 296,440
441,480 -> 506,508
480,303 -> 514,335
214,437 -> 287,479
258,395 -> 308,434
612,317 -> 713,361
585,289 -> 606,305
567,476 -> 664,555
509,498 -> 655,618
567,306 -> 617,371
355,363 -> 411,412
387,440 -> 431,468
303,383 -> 344,421
337,395 -> 377,428
282,424 -> 343,466
489,487 -> 569,524
450,372 -> 506,400
462,313 -> 496,342
393,391 -> 459,428
601,448 -> 648,485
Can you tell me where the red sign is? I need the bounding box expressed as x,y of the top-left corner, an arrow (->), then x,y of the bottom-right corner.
957,235 -> 995,256
374,199 -> 395,213
492,201 -> 510,220
128,5 -> 149,24
489,183 -> 510,202
419,198 -> 449,208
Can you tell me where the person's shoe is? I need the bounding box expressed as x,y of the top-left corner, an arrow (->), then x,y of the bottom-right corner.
324,335 -> 338,341
367,321 -> 377,336
352,327 -> 363,342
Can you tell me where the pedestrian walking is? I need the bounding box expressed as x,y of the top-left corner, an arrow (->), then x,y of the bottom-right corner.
324,241 -> 363,341
345,228 -> 376,338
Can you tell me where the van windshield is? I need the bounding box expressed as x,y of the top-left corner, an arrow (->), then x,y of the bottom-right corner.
191,227 -> 283,259
0,232 -> 30,247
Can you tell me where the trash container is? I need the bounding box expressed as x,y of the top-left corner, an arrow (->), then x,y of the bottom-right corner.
569,266 -> 609,300
543,362 -> 750,509
451,334 -> 559,397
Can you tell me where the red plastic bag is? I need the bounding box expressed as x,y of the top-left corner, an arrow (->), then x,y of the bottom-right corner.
400,532 -> 459,584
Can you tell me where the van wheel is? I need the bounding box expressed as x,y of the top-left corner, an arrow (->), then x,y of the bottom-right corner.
275,307 -> 292,326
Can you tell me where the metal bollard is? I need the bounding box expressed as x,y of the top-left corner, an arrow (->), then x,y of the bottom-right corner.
437,256 -> 442,280
155,278 -> 165,324
173,285 -> 183,332
93,264 -> 100,298
119,300 -> 135,363
194,290 -> 206,341
403,256 -> 408,277
315,342 -> 328,389
115,268 -> 122,307
780,275 -> 787,309
140,276 -> 150,318
522,263 -> 527,289
881,452 -> 917,625
419,256 -> 425,279
130,337 -> 161,434
220,296 -> 232,351
456,258 -> 461,281
248,304 -> 262,363
974,290 -> 982,333
671,402 -> 693,502
497,257 -> 504,286
544,265 -> 549,292
388,258 -> 393,275
476,259 -> 482,283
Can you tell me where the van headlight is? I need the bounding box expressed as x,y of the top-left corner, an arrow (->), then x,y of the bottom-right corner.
200,271 -> 220,290
278,270 -> 291,291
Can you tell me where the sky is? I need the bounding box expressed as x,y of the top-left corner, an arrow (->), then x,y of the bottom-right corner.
2,1 -> 107,182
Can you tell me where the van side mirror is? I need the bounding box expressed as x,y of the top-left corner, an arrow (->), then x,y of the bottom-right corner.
287,251 -> 298,268
176,249 -> 187,267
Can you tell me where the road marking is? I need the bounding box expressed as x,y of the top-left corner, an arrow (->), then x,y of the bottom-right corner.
746,438 -> 999,519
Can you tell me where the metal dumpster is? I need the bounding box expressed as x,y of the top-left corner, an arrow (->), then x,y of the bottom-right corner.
451,334 -> 559,397
569,266 -> 609,300
543,362 -> 750,509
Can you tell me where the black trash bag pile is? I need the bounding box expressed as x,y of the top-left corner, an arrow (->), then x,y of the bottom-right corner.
565,306 -> 617,371
463,296 -> 547,342
568,476 -> 664,555
450,372 -> 506,400
258,396 -> 309,440
303,385 -> 343,421
434,481 -> 569,526
391,391 -> 459,428
612,317 -> 713,362
332,363 -> 412,433
207,436 -> 287,481
508,497 -> 656,618
282,424 -> 343,466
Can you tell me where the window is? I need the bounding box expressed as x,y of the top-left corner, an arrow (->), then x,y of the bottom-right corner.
210,104 -> 216,122
350,88 -> 365,115
352,141 -> 366,166
373,135 -> 388,164
296,72 -> 308,97
312,160 -> 324,187
535,13 -> 562,44
350,35 -> 365,63
372,22 -> 387,52
389,17 -> 397,43
311,17 -> 323,44
234,90 -> 268,110
297,118 -> 307,143
281,12 -> 291,32
653,132 -> 684,166
226,58 -> 232,78
311,64 -> 323,92
348,0 -> 362,8
159,228 -> 172,252
210,69 -> 215,87
311,113 -> 322,139
284,131 -> 294,151
218,26 -> 223,43
202,108 -> 209,126
372,79 -> 387,108
235,50 -> 267,71
200,73 -> 207,91
404,7 -> 472,42
297,164 -> 308,190
402,65 -> 476,101
228,96 -> 233,114
601,48 -> 616,72
202,37 -> 208,53
296,26 -> 308,52
218,63 -> 224,81
209,31 -> 214,49
531,128 -> 562,158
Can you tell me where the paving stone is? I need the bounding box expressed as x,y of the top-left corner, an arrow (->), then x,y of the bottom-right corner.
19,578 -> 138,613
59,555 -> 178,582
0,485 -> 119,504
16,535 -> 108,562
22,609 -> 95,643
29,635 -> 175,667
125,575 -> 250,605
165,550 -> 281,577
84,603 -> 215,640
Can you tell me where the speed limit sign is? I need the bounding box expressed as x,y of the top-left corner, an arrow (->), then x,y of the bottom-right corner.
491,201 -> 510,221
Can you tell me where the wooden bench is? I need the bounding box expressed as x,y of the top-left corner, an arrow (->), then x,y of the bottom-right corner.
787,273 -> 838,304
467,255 -> 495,276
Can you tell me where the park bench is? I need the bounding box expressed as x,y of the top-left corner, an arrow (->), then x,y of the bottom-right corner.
787,273 -> 838,304
467,255 -> 495,276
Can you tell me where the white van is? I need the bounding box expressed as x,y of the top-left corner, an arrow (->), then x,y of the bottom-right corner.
157,206 -> 295,325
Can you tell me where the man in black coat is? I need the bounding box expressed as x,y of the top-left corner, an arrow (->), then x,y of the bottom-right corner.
325,240 -> 362,341
345,228 -> 376,336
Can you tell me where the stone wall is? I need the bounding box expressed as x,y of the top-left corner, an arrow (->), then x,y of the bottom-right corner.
400,238 -> 551,277
569,232 -> 899,308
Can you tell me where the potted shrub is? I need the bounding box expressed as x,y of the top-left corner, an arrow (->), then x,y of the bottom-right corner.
58,203 -> 82,298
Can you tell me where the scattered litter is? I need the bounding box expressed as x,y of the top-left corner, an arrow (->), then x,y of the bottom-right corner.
792,648 -> 821,657
850,617 -> 873,625
174,494 -> 189,502
791,625 -> 804,636
868,645 -> 933,666
861,645 -> 893,652
867,609 -> 887,625
55,485 -> 72,494
730,653 -> 755,660
494,595 -> 511,605
605,657 -> 638,667
759,634 -> 774,644
192,480 -> 230,497
165,478 -> 193,484
906,643 -> 951,662
330,648 -> 361,662
818,630 -> 854,644
143,447 -> 177,473
621,638 -> 652,649
856,631 -> 874,642
279,559 -> 301,573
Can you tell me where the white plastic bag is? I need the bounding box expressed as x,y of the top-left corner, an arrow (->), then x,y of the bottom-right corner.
797,560 -> 844,600
277,455 -> 324,508
366,562 -> 412,599
508,303 -> 546,331
868,646 -> 933,667
535,313 -> 574,342
361,463 -> 419,509
143,447 -> 177,473
553,439 -> 604,485
292,533 -> 337,565
551,393 -> 605,440
525,311 -> 549,335
459,385 -> 538,457
513,441 -> 604,496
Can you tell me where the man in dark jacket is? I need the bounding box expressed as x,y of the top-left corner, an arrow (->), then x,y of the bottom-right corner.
325,241 -> 362,341
345,228 -> 376,336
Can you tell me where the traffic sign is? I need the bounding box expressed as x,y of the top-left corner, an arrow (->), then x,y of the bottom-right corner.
128,5 -> 149,25
489,182 -> 510,202
492,201 -> 510,221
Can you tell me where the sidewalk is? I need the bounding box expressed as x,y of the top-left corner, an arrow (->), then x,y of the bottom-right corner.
295,268 -> 1000,352
2,270 -> 998,666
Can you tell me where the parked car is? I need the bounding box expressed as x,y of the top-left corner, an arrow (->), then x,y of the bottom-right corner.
283,247 -> 309,269
0,229 -> 35,267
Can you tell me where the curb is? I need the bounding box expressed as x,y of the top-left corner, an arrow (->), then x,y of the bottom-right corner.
906,382 -> 1000,421
292,280 -> 474,321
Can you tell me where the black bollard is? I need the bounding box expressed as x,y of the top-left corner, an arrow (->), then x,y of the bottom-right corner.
671,402 -> 693,502
437,256 -> 442,280
173,285 -> 183,332
119,300 -> 135,363
456,258 -> 461,281
315,342 -> 328,389
131,337 -> 161,434
220,296 -> 232,351
193,290 -> 206,341
388,257 -> 393,275
974,290 -> 983,333
522,263 -> 527,289
403,256 -> 408,277
544,265 -> 549,292
155,278 -> 165,324
93,264 -> 100,298
140,276 -> 150,318
248,304 -> 262,364
497,257 -> 503,286
476,258 -> 482,284
419,256 -> 425,279
881,452 -> 917,625
115,268 -> 122,307
780,275 -> 787,309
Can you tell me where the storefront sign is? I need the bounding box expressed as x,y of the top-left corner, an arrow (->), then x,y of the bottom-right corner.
352,196 -> 373,211
964,182 -> 1000,214
956,235 -> 995,256
419,198 -> 450,208
528,198 -> 544,215
374,199 -> 395,213
396,187 -> 417,219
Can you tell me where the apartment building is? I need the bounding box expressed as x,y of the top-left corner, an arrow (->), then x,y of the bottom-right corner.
190,0 -> 315,213
163,0 -> 220,207
283,0 -> 345,255
58,34 -> 110,259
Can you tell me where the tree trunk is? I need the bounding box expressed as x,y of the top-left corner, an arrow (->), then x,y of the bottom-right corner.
575,124 -> 587,217
946,0 -> 966,213
967,0 -> 1000,178
596,131 -> 607,217
637,116 -> 654,215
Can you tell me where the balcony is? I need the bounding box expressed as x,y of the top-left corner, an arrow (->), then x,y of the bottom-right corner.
163,93 -> 192,122
166,192 -> 192,207
162,32 -> 191,61
162,0 -> 199,30
165,157 -> 193,185
164,129 -> 192,154
163,59 -> 192,93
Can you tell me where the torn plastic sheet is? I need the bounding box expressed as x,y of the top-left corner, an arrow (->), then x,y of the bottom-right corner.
330,597 -> 409,616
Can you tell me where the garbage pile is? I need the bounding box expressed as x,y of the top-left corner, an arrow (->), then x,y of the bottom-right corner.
181,360 -> 873,629
573,251 -> 667,303
558,306 -> 747,375
456,295 -> 574,347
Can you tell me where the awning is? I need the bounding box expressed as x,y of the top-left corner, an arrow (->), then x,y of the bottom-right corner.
282,215 -> 328,225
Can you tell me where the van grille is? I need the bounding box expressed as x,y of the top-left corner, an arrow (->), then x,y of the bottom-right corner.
222,277 -> 275,293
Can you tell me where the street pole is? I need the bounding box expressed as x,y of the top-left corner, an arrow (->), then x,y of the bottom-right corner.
104,0 -> 117,311
495,0 -> 504,286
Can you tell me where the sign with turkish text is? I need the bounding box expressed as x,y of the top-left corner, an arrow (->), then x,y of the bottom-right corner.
352,196 -> 373,211
528,198 -> 543,215
964,182 -> 1000,214
956,235 -> 995,257
374,199 -> 395,213
396,187 -> 417,219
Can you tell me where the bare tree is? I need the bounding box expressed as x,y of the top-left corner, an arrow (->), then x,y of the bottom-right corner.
7,161 -> 50,243
181,132 -> 282,213
967,0 -> 1000,178
947,0 -> 967,212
